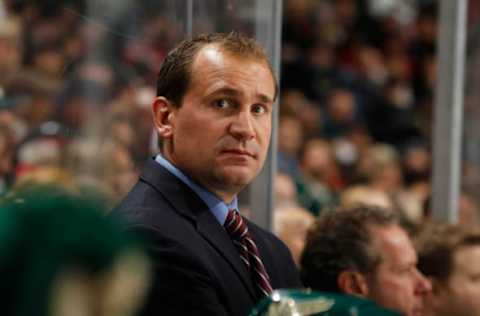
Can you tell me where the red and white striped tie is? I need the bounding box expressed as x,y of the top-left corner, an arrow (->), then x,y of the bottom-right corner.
224,209 -> 273,297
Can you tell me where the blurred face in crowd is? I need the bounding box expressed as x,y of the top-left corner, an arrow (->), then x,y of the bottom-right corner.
328,90 -> 355,123
278,116 -> 303,156
373,162 -> 403,194
425,245 -> 480,316
404,146 -> 430,174
0,130 -> 13,177
274,172 -> 297,207
274,207 -> 314,266
458,194 -> 480,227
366,225 -> 431,316
154,45 -> 275,202
0,36 -> 21,74
301,140 -> 333,181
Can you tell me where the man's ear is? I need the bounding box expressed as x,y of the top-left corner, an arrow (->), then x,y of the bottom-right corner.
338,270 -> 369,297
152,97 -> 175,138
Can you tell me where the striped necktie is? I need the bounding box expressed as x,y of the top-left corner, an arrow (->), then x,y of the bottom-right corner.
224,209 -> 273,297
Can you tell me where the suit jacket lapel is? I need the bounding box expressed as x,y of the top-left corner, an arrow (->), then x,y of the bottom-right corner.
139,159 -> 257,299
196,211 -> 257,299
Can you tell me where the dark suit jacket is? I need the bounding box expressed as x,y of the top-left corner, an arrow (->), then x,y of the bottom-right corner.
111,159 -> 302,316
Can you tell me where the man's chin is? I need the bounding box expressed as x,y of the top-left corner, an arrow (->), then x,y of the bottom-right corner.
215,167 -> 258,189
410,308 -> 424,316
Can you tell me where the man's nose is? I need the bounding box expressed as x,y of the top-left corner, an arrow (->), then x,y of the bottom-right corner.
229,110 -> 255,140
415,269 -> 432,294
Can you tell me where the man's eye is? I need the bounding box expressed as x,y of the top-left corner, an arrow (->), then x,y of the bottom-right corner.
252,104 -> 266,115
394,266 -> 411,275
403,266 -> 416,275
214,99 -> 231,109
469,273 -> 480,282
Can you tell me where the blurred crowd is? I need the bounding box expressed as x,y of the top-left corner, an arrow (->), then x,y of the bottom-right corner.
0,0 -> 480,233
274,0 -> 480,244
2,0 -> 480,315
0,0 -> 182,206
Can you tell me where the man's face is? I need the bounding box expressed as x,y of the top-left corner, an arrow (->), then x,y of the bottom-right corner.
161,45 -> 275,202
430,245 -> 480,316
366,225 -> 431,316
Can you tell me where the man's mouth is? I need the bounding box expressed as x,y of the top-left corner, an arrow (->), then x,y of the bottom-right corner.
221,149 -> 256,158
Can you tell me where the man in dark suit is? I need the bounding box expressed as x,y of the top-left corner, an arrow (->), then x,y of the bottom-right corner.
111,32 -> 302,316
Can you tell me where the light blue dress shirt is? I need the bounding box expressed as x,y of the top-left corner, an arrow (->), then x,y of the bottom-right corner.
155,154 -> 238,225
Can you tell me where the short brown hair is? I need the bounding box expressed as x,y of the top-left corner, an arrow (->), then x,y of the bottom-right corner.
156,32 -> 277,106
416,224 -> 480,282
300,206 -> 398,292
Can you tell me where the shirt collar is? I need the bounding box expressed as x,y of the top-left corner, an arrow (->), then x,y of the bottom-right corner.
154,154 -> 238,225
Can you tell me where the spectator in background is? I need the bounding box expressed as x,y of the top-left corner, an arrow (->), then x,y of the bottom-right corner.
0,124 -> 15,194
30,40 -> 65,79
458,193 -> 480,227
56,78 -> 110,133
340,185 -> 394,210
323,89 -> 361,139
277,115 -> 304,178
12,165 -> 77,194
296,138 -> 340,215
355,143 -> 403,195
416,224 -> 480,316
273,206 -> 315,267
280,89 -> 323,138
15,130 -> 64,177
301,206 -> 431,316
274,172 -> 298,209
0,17 -> 22,86
5,67 -> 60,132
64,138 -> 138,208
401,142 -> 431,187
